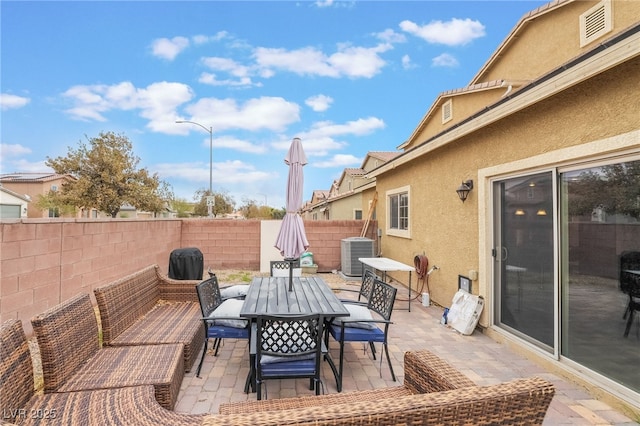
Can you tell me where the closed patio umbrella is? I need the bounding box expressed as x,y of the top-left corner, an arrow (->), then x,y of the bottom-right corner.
275,137 -> 309,290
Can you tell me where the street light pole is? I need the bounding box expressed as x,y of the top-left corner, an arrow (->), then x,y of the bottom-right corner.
176,120 -> 213,217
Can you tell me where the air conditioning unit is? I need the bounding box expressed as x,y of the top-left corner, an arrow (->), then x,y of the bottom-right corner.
341,237 -> 374,276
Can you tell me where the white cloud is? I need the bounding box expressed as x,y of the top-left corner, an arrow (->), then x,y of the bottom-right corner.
151,36 -> 190,60
62,81 -> 194,128
0,143 -> 32,157
254,43 -> 389,79
308,117 -> 385,138
315,0 -> 334,7
192,31 -> 228,44
184,96 -> 300,133
198,72 -> 258,87
305,95 -> 333,112
279,117 -> 384,158
214,135 -> 268,154
155,159 -> 275,185
376,28 -> 406,44
400,18 -> 485,46
313,154 -> 361,168
432,53 -> 459,68
199,57 -> 258,87
401,54 -> 414,70
1,93 -> 30,110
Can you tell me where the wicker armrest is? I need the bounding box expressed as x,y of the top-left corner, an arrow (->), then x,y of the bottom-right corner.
403,349 -> 475,393
206,377 -> 555,426
22,386 -> 204,426
156,265 -> 200,303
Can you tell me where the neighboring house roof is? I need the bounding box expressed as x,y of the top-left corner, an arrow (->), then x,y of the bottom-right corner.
397,0 -> 578,151
469,0 -> 572,85
371,21 -> 639,178
0,184 -> 31,202
0,172 -> 75,183
365,151 -> 401,164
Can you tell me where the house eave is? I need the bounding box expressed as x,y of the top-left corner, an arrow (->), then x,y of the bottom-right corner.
371,23 -> 640,179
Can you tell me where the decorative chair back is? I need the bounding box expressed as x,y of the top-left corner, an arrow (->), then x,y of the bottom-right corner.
257,314 -> 322,359
270,259 -> 300,277
359,269 -> 377,301
254,313 -> 325,399
367,278 -> 397,322
196,275 -> 223,317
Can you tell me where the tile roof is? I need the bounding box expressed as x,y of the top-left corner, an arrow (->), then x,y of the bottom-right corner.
0,172 -> 71,183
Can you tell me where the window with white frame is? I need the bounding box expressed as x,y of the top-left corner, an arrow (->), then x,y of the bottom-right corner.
386,185 -> 410,238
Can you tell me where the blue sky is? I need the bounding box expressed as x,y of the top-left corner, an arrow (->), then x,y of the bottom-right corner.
1,0 -> 548,209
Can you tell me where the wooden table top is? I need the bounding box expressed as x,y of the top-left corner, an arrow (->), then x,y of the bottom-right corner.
240,276 -> 350,319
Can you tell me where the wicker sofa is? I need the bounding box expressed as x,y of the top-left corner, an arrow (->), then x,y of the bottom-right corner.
2,313 -> 556,426
30,293 -> 185,410
203,349 -> 556,425
1,318 -> 202,426
93,264 -> 205,372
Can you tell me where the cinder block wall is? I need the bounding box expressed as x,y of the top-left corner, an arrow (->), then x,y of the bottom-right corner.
0,218 -> 376,334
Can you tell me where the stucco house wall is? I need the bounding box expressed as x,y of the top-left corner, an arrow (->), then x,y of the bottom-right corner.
370,0 -> 639,413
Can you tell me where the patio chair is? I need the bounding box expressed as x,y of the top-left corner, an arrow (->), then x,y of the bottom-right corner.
196,275 -> 251,378
328,277 -> 397,392
336,269 -> 377,303
620,250 -> 640,337
270,259 -> 301,277
254,313 -> 325,400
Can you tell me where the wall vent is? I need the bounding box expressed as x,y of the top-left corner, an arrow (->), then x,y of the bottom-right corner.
580,0 -> 612,47
442,99 -> 453,124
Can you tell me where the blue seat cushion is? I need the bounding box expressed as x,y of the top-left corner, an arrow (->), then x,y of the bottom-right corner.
207,324 -> 249,339
260,358 -> 316,377
329,323 -> 385,343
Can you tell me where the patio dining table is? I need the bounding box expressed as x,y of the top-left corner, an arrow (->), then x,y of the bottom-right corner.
241,276 -> 350,319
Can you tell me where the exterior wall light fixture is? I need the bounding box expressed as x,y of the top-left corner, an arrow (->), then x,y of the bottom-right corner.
456,180 -> 473,202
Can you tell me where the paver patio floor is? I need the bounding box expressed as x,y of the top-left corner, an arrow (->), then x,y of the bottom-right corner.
175,272 -> 639,425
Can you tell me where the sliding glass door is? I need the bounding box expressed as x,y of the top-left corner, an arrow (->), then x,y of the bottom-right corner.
493,172 -> 555,350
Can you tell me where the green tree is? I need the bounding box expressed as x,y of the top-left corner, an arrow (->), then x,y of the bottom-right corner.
45,131 -> 173,218
34,189 -> 76,217
239,198 -> 279,219
193,188 -> 235,217
172,197 -> 194,218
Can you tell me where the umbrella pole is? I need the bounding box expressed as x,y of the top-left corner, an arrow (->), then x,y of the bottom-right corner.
286,258 -> 297,291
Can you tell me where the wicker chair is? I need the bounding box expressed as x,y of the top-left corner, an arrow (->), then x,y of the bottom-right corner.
0,318 -> 202,426
93,264 -> 205,372
31,293 -> 185,410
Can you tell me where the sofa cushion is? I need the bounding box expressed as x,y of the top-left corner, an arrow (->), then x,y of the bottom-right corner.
220,284 -> 250,299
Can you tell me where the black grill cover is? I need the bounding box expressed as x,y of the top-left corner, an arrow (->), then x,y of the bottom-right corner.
168,247 -> 203,280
